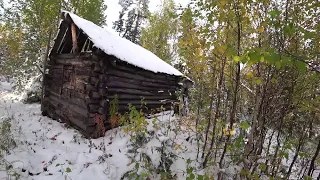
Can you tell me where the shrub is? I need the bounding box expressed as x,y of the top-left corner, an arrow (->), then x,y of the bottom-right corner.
0,117 -> 19,179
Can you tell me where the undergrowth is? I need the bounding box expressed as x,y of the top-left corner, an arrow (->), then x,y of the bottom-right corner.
0,116 -> 20,179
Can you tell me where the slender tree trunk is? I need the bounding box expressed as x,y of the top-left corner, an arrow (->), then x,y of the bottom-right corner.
218,2 -> 242,179
203,58 -> 226,167
196,84 -> 203,160
201,73 -> 216,159
265,130 -> 275,174
286,128 -> 306,178
308,139 -> 320,176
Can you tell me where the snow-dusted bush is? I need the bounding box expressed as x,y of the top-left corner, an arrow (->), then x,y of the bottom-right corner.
119,106 -> 184,179
0,117 -> 20,179
18,74 -> 42,104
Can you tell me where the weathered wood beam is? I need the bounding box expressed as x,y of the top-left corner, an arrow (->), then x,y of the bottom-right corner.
71,23 -> 78,53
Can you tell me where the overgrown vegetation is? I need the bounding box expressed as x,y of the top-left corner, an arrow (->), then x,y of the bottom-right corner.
0,117 -> 19,179
1,0 -> 319,179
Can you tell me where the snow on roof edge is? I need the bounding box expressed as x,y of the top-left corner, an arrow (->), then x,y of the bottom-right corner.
61,10 -> 185,77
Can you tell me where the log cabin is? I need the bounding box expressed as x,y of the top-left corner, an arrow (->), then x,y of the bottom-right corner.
41,11 -> 192,138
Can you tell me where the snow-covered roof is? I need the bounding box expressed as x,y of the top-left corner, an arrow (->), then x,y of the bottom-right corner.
62,11 -> 183,76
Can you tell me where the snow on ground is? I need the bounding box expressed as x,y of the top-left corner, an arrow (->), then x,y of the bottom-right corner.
0,81 -> 12,93
0,81 -> 197,180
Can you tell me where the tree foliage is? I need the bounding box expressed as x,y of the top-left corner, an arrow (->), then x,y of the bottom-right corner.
140,0 -> 178,64
0,0 -> 107,80
113,0 -> 149,44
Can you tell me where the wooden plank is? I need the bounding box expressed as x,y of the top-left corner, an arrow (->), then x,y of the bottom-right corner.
107,94 -> 176,100
97,53 -> 180,82
105,76 -> 179,88
54,58 -> 95,66
107,88 -> 176,96
48,94 -> 89,117
105,80 -> 177,92
71,23 -> 78,53
104,69 -> 174,84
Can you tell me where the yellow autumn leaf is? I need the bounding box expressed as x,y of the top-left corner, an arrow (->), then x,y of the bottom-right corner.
223,127 -> 235,136
258,26 -> 264,33
246,72 -> 254,79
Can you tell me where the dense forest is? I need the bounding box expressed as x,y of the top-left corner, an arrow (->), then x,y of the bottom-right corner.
0,0 -> 319,179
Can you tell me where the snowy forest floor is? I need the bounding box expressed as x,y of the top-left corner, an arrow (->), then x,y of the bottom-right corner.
0,81 -> 199,180
1,80 -> 319,180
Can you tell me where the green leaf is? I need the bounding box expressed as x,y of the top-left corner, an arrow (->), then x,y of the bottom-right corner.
269,10 -> 281,18
240,122 -> 250,130
304,31 -> 314,39
240,169 -> 249,176
197,175 -> 204,180
135,163 -> 140,169
275,61 -> 281,70
187,167 -> 194,174
255,78 -> 262,85
204,175 -> 210,180
187,159 -> 191,164
248,51 -> 260,64
284,23 -> 296,35
259,164 -> 267,171
233,56 -> 240,62
303,176 -> 312,180
279,151 -> 289,159
65,167 -> 71,173
294,61 -> 307,72
190,173 -> 195,179
56,163 -> 60,167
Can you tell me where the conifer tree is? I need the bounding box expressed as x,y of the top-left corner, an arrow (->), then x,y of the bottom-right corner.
113,0 -> 149,44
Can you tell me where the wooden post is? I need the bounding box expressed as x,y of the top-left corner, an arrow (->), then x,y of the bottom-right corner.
71,23 -> 78,53
41,26 -> 53,113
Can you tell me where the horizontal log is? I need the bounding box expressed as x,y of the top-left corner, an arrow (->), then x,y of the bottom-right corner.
107,88 -> 176,96
44,101 -> 97,136
44,85 -> 62,94
105,69 -> 176,84
51,52 -> 92,60
105,81 -> 177,92
63,81 -> 86,91
46,73 -> 63,80
89,77 -> 99,85
101,55 -> 180,81
47,94 -> 89,117
89,91 -> 101,99
88,104 -> 100,112
67,115 -> 96,133
106,76 -> 179,88
71,91 -> 89,99
107,94 -> 176,100
53,58 -> 96,66
86,84 -> 98,92
98,88 -> 107,97
98,107 -> 104,115
48,90 -> 98,107
91,63 -> 102,72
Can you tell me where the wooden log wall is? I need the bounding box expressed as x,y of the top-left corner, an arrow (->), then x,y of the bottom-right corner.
43,53 -> 105,138
43,51 -> 183,138
95,52 -> 182,118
